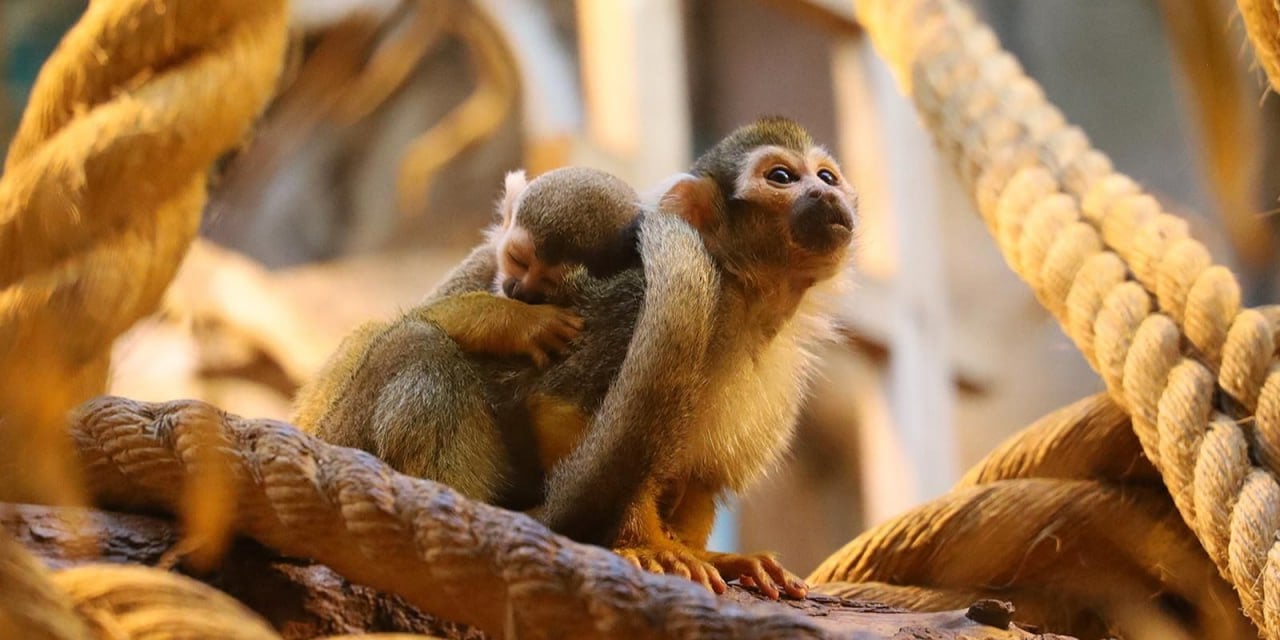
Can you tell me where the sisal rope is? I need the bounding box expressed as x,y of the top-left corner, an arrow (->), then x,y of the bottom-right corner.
0,0 -> 288,506
844,0 -> 1280,635
68,396 -> 828,639
809,394 -> 1252,638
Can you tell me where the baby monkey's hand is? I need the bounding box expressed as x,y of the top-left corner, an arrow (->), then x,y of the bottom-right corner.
516,304 -> 584,367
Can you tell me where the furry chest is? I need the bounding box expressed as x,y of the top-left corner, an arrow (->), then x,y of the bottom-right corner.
679,339 -> 816,491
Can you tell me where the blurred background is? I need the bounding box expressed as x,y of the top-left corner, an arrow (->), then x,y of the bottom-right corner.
4,0 -> 1278,576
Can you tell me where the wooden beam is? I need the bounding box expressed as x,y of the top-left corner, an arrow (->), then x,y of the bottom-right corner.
575,0 -> 691,186
831,35 -> 958,525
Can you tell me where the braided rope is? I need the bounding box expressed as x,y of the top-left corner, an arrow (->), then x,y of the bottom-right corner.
0,0 -> 288,505
69,397 -> 828,640
853,0 -> 1280,635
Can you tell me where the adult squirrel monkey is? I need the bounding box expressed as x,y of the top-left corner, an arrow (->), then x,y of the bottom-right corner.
544,117 -> 857,600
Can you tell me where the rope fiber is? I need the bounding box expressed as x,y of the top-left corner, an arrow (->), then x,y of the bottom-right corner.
838,1 -> 1280,637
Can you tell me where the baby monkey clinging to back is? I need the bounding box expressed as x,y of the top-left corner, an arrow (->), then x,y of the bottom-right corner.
488,167 -> 642,304
293,164 -> 650,501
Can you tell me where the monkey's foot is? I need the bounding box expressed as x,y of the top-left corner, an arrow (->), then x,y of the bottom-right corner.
699,551 -> 808,600
614,546 -> 728,595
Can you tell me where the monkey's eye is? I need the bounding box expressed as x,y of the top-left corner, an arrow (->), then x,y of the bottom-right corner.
817,169 -> 839,186
507,252 -> 527,270
766,167 -> 797,185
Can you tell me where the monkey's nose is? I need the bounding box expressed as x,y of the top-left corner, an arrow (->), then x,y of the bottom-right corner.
806,188 -> 824,200
502,278 -> 520,298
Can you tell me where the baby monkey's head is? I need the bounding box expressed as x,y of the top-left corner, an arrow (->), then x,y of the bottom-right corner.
488,167 -> 642,303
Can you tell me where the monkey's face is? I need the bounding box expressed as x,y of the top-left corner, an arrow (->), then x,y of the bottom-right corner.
731,145 -> 857,281
493,225 -> 568,304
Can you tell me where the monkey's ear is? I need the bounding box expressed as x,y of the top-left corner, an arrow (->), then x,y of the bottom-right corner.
640,172 -> 695,208
498,170 -> 529,226
659,175 -> 721,232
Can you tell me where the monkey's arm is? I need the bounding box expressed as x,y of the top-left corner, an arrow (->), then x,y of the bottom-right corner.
539,211 -> 719,545
410,292 -> 582,368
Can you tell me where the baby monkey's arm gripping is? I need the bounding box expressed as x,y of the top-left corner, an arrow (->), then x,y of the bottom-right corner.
411,292 -> 581,368
421,242 -> 582,367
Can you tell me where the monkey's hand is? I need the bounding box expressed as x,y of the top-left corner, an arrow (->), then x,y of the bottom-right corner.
697,551 -> 808,600
511,304 -> 584,368
614,545 -> 727,595
416,292 -> 583,367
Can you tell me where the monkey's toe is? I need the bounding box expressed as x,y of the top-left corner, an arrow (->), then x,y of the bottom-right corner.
615,547 -> 726,594
703,552 -> 805,600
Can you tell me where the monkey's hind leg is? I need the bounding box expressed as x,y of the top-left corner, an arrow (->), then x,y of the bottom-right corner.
300,316 -> 509,502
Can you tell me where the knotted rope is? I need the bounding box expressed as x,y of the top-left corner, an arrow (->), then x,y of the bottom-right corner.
7,0 -> 1279,637
841,0 -> 1280,635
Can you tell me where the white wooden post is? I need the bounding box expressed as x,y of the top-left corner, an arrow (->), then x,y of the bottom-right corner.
575,0 -> 691,186
832,36 -> 958,526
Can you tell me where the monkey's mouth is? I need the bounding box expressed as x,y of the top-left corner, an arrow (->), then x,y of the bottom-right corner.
828,212 -> 854,232
792,201 -> 855,253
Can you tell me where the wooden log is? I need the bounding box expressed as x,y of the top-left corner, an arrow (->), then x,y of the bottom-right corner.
1,503 -> 1071,639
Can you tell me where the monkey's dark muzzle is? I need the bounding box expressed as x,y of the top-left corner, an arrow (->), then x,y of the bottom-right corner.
504,277 -> 548,304
790,193 -> 854,254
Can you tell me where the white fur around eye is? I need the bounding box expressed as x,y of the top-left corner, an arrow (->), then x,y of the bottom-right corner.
734,146 -> 804,198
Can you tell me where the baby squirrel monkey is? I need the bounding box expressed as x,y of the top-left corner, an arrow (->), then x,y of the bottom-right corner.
436,166 -> 647,478
293,165 -> 649,500
409,166 -> 644,369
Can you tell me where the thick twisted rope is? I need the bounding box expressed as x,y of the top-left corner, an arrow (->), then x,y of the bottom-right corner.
0,0 -> 288,505
49,564 -> 282,640
851,0 -> 1280,635
810,394 -> 1252,639
1,522 -> 299,640
69,397 -> 829,640
0,528 -> 90,640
